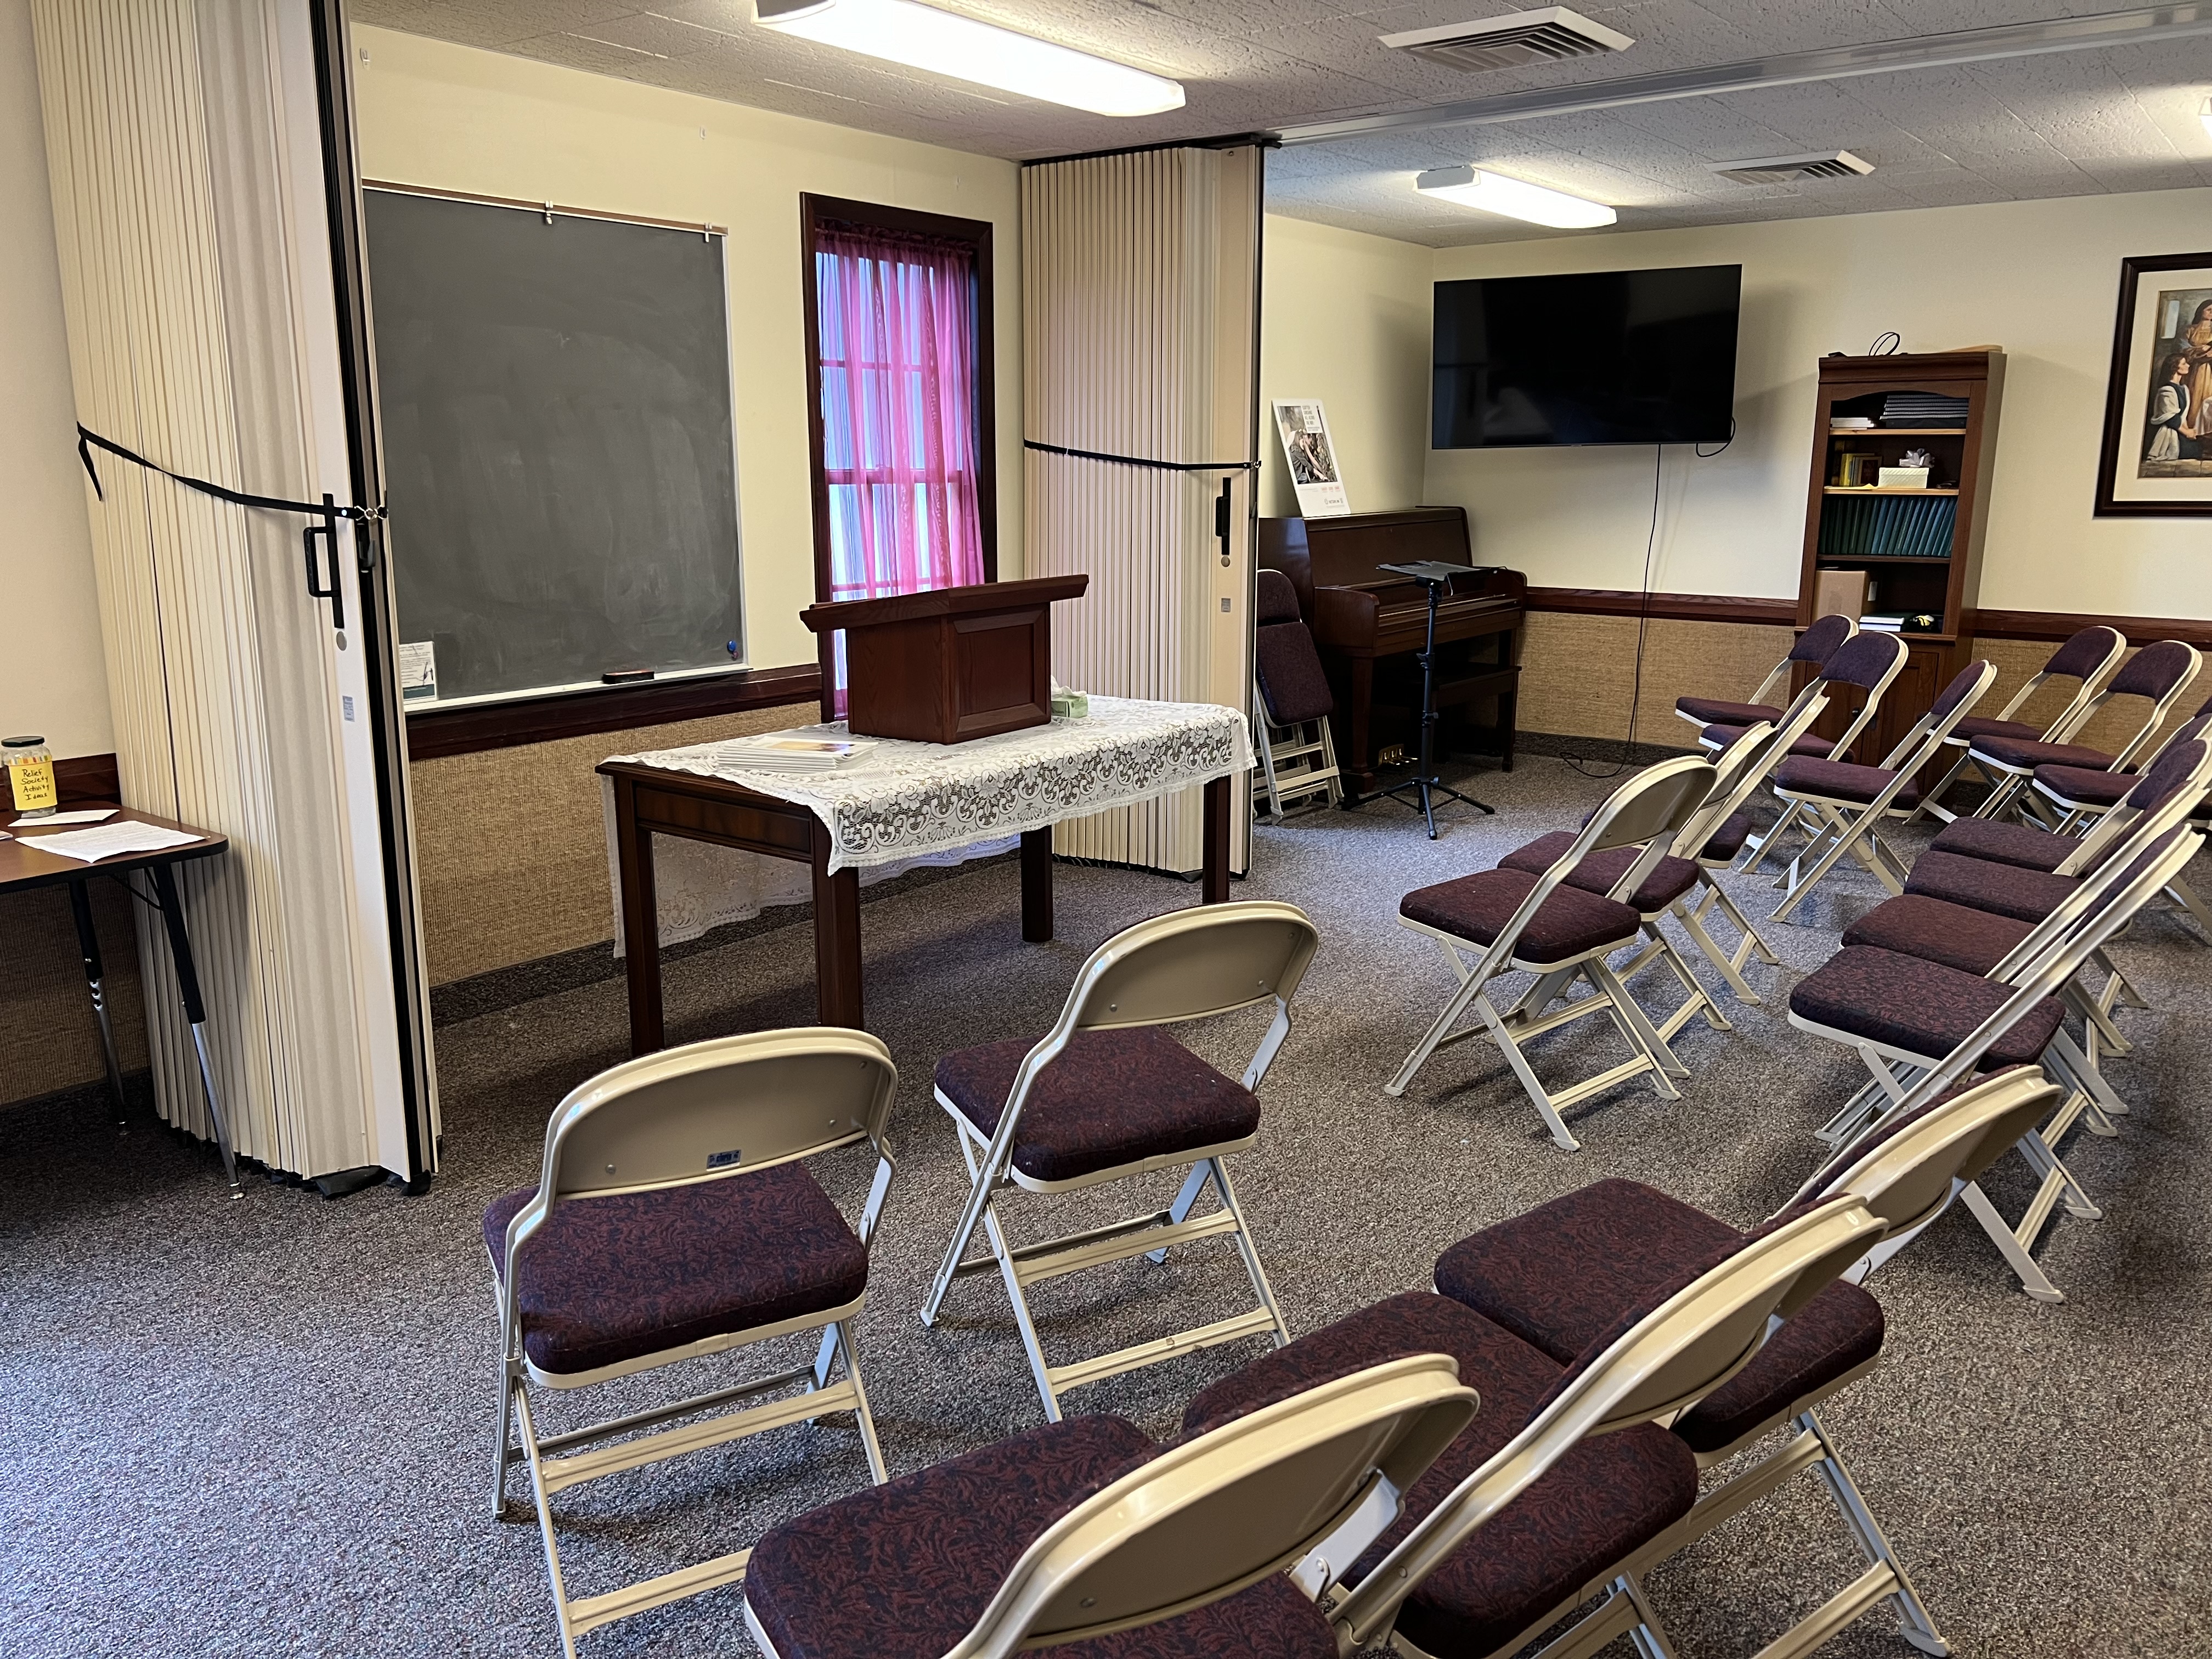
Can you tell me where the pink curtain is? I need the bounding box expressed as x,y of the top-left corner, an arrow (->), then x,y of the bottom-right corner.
812,223 -> 986,709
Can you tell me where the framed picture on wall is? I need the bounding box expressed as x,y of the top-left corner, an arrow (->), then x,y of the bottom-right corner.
2095,251 -> 2212,517
1272,399 -> 1350,517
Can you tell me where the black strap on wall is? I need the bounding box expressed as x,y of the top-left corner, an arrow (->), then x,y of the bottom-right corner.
1024,436 -> 1259,473
76,424 -> 380,631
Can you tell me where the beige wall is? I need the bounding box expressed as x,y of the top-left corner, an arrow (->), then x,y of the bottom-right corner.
1258,214 -> 1432,520
353,26 -> 1025,676
0,0 -> 107,759
1423,189 -> 2212,616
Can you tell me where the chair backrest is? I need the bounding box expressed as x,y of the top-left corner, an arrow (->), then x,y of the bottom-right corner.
945,1355 -> 1479,1659
502,1027 -> 900,1276
1791,613 -> 1858,665
2070,640 -> 2202,767
1333,1197 -> 1886,1651
1989,625 -> 2126,733
1799,1065 -> 2063,1235
1808,630 -> 1909,759
1255,568 -> 1302,626
1669,719 -> 1775,855
1871,658 -> 1996,774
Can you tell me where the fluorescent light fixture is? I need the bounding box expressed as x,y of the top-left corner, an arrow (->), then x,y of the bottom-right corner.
755,0 -> 1184,116
1415,163 -> 1616,228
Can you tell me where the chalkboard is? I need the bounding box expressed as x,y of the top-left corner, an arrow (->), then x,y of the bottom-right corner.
363,189 -> 744,704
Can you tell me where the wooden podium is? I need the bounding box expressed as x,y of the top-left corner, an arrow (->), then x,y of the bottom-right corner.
801,575 -> 1090,743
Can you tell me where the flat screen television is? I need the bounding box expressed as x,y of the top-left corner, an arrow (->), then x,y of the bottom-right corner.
1432,264 -> 1741,448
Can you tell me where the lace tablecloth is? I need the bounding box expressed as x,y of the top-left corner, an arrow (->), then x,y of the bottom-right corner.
601,696 -> 1251,951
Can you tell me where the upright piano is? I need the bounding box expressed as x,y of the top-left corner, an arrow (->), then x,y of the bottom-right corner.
1257,506 -> 1524,800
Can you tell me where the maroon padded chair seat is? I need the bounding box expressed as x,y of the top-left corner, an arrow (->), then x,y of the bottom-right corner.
2033,764 -> 2135,810
1773,756 -> 1920,809
1702,722 -> 1830,758
1180,1291 -> 1698,1659
1842,894 -> 2033,978
1401,868 -> 1642,967
1498,831 -> 1699,913
934,1029 -> 1261,1186
1432,1179 -> 1885,1457
1677,695 -> 1784,727
744,1414 -> 1338,1659
482,1166 -> 870,1377
1700,809 -> 1756,863
1969,736 -> 2113,774
1947,714 -> 2040,746
1788,945 -> 2065,1064
1904,850 -> 2078,924
1927,817 -> 2074,873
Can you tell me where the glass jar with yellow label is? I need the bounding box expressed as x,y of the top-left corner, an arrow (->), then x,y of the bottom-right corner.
5,735 -> 58,819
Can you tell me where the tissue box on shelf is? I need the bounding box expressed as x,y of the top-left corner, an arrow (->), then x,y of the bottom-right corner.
1876,466 -> 1931,489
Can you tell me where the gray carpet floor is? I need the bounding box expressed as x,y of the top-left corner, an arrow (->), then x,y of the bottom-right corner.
5,756 -> 2208,1658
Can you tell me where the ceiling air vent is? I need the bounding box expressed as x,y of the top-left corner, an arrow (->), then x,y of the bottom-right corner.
1709,150 -> 1874,185
1378,7 -> 1634,74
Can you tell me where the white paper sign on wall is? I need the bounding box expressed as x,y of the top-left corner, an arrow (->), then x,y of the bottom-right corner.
1272,398 -> 1350,518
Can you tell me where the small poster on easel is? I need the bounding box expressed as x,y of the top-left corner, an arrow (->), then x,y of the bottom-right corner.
1273,399 -> 1350,517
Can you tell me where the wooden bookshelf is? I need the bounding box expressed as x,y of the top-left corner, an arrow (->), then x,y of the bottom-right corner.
1796,349 -> 2005,765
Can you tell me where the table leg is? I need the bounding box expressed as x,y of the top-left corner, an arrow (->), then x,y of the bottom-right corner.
613,776 -> 665,1057
68,878 -> 130,1128
1202,776 -> 1231,904
811,820 -> 864,1029
148,864 -> 242,1199
1022,827 -> 1054,943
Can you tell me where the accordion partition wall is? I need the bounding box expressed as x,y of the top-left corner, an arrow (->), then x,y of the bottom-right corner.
32,0 -> 436,1182
1022,144 -> 1263,876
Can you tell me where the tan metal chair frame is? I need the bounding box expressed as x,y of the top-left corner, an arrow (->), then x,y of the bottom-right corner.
1327,1198 -> 1889,1659
1730,630 -> 1911,873
1914,628 -> 2128,825
490,1027 -> 900,1656
920,900 -> 1321,1420
745,1355 -> 1480,1659
1385,755 -> 1718,1150
1254,673 -> 1344,821
1767,659 -> 1998,924
1966,642 -> 2200,822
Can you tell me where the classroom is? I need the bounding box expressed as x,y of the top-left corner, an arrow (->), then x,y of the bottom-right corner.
5,2 -> 2212,1655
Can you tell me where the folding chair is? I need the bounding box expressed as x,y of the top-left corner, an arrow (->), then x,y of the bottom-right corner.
1674,611 -> 1856,733
1787,810 -> 2205,1299
1913,624 -> 2127,823
1493,718 -> 1797,1038
2030,696 -> 2212,831
742,1354 -> 1480,1659
1386,755 -> 1717,1148
1720,630 -> 1910,870
1765,658 -> 1997,924
1180,1197 -> 1884,1659
487,1028 -> 900,1657
1252,568 -> 1344,820
1435,1065 -> 2056,1659
922,900 -> 1320,1420
1961,638 -> 2199,821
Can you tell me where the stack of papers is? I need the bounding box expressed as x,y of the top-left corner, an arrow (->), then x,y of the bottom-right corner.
1829,415 -> 1876,431
1879,392 -> 1970,427
12,808 -> 116,826
709,736 -> 876,774
18,821 -> 204,863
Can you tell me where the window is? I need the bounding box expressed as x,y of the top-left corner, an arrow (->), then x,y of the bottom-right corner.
802,195 -> 997,709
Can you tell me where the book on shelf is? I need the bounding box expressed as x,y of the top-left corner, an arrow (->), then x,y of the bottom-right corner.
1859,611 -> 1939,633
709,735 -> 877,772
1877,391 -> 1970,427
1817,491 -> 1956,560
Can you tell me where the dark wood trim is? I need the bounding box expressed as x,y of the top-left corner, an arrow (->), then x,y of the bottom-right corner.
404,664 -> 820,760
2094,251 -> 2212,519
800,193 -> 1000,720
1525,587 -> 1796,626
1970,608 -> 2212,649
53,753 -> 122,807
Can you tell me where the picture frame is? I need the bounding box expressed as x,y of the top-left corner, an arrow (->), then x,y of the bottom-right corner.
1271,398 -> 1350,517
2095,251 -> 2212,517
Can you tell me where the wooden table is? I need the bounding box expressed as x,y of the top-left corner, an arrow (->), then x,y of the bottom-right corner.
1,804 -> 240,1195
597,764 -> 1232,1055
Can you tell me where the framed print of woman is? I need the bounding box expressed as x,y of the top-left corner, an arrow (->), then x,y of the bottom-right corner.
2097,253 -> 2212,516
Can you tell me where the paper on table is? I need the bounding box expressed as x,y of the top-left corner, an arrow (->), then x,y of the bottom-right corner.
12,808 -> 117,826
18,821 -> 204,863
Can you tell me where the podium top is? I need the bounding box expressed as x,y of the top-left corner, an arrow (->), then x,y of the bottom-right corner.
801,575 -> 1090,634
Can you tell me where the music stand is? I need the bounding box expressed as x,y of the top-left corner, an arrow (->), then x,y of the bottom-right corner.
1373,561 -> 1496,837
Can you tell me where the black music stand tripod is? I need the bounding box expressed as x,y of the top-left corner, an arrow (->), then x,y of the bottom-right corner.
1374,560 -> 1496,838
